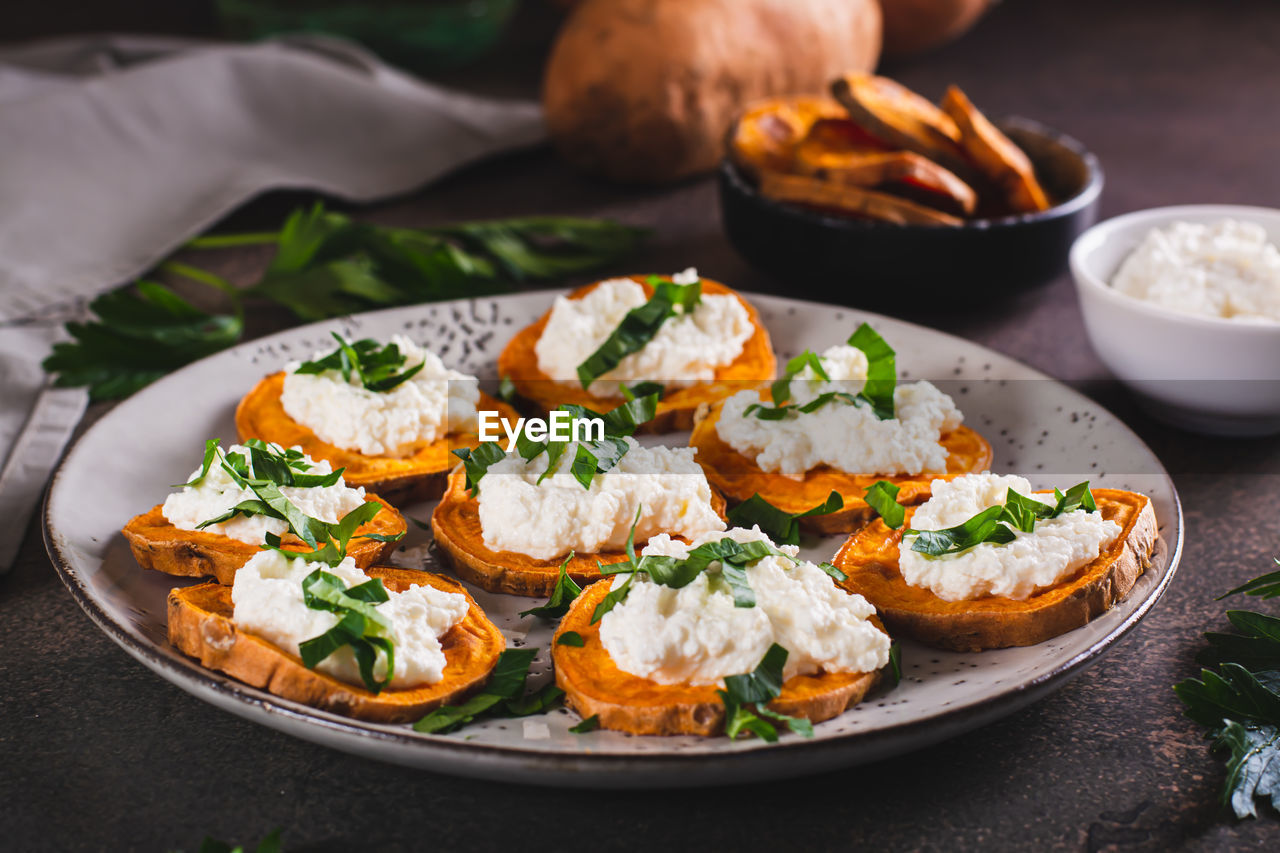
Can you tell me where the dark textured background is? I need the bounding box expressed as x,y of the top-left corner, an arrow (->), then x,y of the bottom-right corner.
5,0 -> 1280,850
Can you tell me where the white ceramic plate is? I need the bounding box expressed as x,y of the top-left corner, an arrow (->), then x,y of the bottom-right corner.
45,292 -> 1182,787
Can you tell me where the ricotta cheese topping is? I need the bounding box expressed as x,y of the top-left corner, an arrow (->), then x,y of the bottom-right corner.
475,437 -> 725,560
232,550 -> 468,688
716,343 -> 964,478
598,526 -> 890,685
161,444 -> 368,545
533,270 -> 754,395
281,335 -> 480,457
899,473 -> 1123,602
1111,219 -> 1280,322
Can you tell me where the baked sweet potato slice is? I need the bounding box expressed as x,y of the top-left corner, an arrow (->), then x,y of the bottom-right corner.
553,580 -> 885,736
728,96 -> 853,177
758,171 -> 965,226
122,494 -> 405,585
689,398 -> 992,534
831,73 -> 972,177
496,276 -> 776,433
940,85 -> 1051,214
431,468 -> 727,597
831,489 -> 1157,652
168,567 -> 504,723
237,377 -> 519,506
792,148 -> 977,215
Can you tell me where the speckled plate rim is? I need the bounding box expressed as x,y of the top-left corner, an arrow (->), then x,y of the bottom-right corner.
44,290 -> 1182,788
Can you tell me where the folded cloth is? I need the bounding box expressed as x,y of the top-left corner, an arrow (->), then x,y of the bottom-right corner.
0,33 -> 546,571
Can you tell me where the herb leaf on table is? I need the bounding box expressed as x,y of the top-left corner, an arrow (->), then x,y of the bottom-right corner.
413,648 -> 563,734
43,203 -> 648,400
1177,565 -> 1280,818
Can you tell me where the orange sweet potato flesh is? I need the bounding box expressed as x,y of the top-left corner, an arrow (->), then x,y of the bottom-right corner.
729,96 -> 854,177
940,85 -> 1051,214
237,377 -> 519,506
431,468 -> 728,597
831,73 -> 974,178
122,494 -> 406,585
553,579 -> 884,736
758,171 -> 965,226
690,400 -> 992,533
167,567 -> 505,723
496,276 -> 776,434
793,119 -> 977,214
831,489 -> 1158,651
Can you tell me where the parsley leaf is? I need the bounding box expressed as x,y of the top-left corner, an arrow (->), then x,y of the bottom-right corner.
519,553 -> 582,619
43,280 -> 243,402
770,350 -> 829,406
294,333 -> 424,392
575,276 -> 702,388
556,631 -> 585,647
864,480 -> 906,530
718,643 -> 813,741
296,568 -> 395,693
451,441 -> 507,495
44,204 -> 648,401
1221,562 -> 1280,601
569,714 -> 600,734
727,491 -> 843,546
413,648 -> 563,734
847,323 -> 896,420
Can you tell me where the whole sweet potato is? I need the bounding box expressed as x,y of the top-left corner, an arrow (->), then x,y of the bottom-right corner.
542,0 -> 882,184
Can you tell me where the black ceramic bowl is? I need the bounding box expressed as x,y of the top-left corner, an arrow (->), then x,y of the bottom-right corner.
718,117 -> 1103,309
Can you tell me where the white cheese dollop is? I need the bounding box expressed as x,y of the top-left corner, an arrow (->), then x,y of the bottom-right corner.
1111,219 -> 1280,322
281,335 -> 481,457
534,271 -> 754,396
899,472 -> 1123,602
475,437 -> 725,561
598,526 -> 890,685
716,343 -> 963,478
232,550 -> 468,688
161,444 -> 368,545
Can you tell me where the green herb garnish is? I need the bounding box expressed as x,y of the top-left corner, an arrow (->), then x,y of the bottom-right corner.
44,203 -> 648,401
753,323 -> 897,422
718,644 -> 813,742
727,491 -> 844,546
575,274 -> 702,389
886,642 -> 903,687
293,333 -> 424,392
863,478 -> 1100,558
621,381 -> 665,402
519,553 -> 582,619
569,714 -> 600,734
296,568 -> 395,693
556,631 -> 585,647
413,648 -> 564,734
1220,561 -> 1280,601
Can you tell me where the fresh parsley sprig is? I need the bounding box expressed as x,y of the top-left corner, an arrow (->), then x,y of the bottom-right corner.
1176,572 -> 1280,818
726,491 -> 844,545
452,392 -> 659,493
44,203 -> 649,401
295,568 -> 396,693
864,479 -> 1099,557
413,648 -> 564,734
575,274 -> 702,389
294,333 -> 424,392
746,323 -> 897,422
718,644 -> 814,742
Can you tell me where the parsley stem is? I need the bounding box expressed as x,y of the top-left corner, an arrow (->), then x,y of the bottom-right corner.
158,261 -> 243,314
183,231 -> 280,249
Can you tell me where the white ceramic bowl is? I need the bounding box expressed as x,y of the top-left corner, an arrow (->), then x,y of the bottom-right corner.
1070,204 -> 1280,436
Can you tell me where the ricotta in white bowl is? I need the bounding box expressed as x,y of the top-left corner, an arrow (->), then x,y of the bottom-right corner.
232,550 -> 468,689
534,270 -> 753,396
899,473 -> 1122,602
716,343 -> 963,478
598,526 -> 889,685
162,444 -> 368,545
281,335 -> 480,457
475,437 -> 724,560
1111,219 -> 1280,322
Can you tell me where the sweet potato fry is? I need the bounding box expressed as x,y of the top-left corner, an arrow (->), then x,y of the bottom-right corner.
940,85 -> 1051,214
793,146 -> 977,215
729,96 -> 848,176
758,171 -> 964,226
831,73 -> 973,177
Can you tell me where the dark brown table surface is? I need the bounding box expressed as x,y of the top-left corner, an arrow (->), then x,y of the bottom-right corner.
6,0 -> 1280,849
